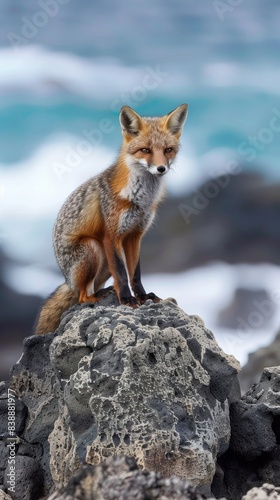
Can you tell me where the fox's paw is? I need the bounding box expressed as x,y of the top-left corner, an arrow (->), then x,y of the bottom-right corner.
120,296 -> 139,308
136,292 -> 161,304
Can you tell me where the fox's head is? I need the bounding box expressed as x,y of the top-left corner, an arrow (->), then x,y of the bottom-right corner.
119,104 -> 188,176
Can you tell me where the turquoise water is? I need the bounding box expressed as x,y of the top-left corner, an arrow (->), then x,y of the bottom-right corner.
0,0 -> 279,174
0,0 -> 279,264
1,89 -> 279,176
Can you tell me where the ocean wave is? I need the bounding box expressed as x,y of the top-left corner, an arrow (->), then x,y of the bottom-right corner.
1,44 -> 280,99
0,45 -> 145,98
0,136 -> 115,260
0,135 -> 200,261
202,61 -> 280,95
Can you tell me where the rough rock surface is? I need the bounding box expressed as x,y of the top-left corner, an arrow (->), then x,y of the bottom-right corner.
0,490 -> 12,500
240,330 -> 280,393
242,483 -> 280,499
47,294 -> 240,490
0,333 -> 56,500
46,455 -> 219,500
1,294 -> 280,499
1,292 -> 280,499
230,367 -> 280,460
213,367 -> 280,499
0,294 -> 240,498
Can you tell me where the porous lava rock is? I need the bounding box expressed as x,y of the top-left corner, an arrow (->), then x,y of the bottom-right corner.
0,294 -> 240,498
47,294 -> 239,490
214,367 -> 280,499
46,455 -> 219,500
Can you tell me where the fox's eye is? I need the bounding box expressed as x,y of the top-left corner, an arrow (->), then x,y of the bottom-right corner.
140,148 -> 151,154
165,147 -> 173,154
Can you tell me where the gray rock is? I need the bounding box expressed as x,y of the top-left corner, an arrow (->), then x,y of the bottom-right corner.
242,483 -> 280,499
240,330 -> 280,393
0,443 -> 8,481
231,367 -> 280,460
218,288 -> 273,330
4,293 -> 280,500
213,367 -> 280,499
46,455 -> 219,500
10,333 -> 58,444
47,295 -> 240,490
0,490 -> 13,500
0,333 -> 57,499
0,382 -> 27,437
0,295 -> 242,498
4,455 -> 44,500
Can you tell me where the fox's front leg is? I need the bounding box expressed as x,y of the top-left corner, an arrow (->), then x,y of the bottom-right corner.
132,259 -> 161,304
104,236 -> 139,308
123,234 -> 161,305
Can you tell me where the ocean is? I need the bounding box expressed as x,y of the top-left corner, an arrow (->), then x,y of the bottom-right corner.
0,0 -> 280,369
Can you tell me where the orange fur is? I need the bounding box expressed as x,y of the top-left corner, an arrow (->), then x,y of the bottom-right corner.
66,197 -> 104,244
111,158 -> 130,195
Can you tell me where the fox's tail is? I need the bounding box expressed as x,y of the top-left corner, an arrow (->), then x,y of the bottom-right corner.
35,283 -> 79,335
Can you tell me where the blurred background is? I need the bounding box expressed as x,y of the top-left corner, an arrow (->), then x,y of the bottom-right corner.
1,0 -> 280,385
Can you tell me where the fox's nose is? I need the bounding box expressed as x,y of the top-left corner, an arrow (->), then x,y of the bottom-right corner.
157,166 -> 166,174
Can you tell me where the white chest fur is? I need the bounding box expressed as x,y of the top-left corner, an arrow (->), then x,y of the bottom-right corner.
118,206 -> 155,234
119,165 -> 164,209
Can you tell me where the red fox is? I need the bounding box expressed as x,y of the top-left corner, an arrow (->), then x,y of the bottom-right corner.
35,104 -> 188,335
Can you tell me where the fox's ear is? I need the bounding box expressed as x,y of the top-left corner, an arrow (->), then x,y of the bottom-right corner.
120,106 -> 143,137
165,103 -> 188,136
